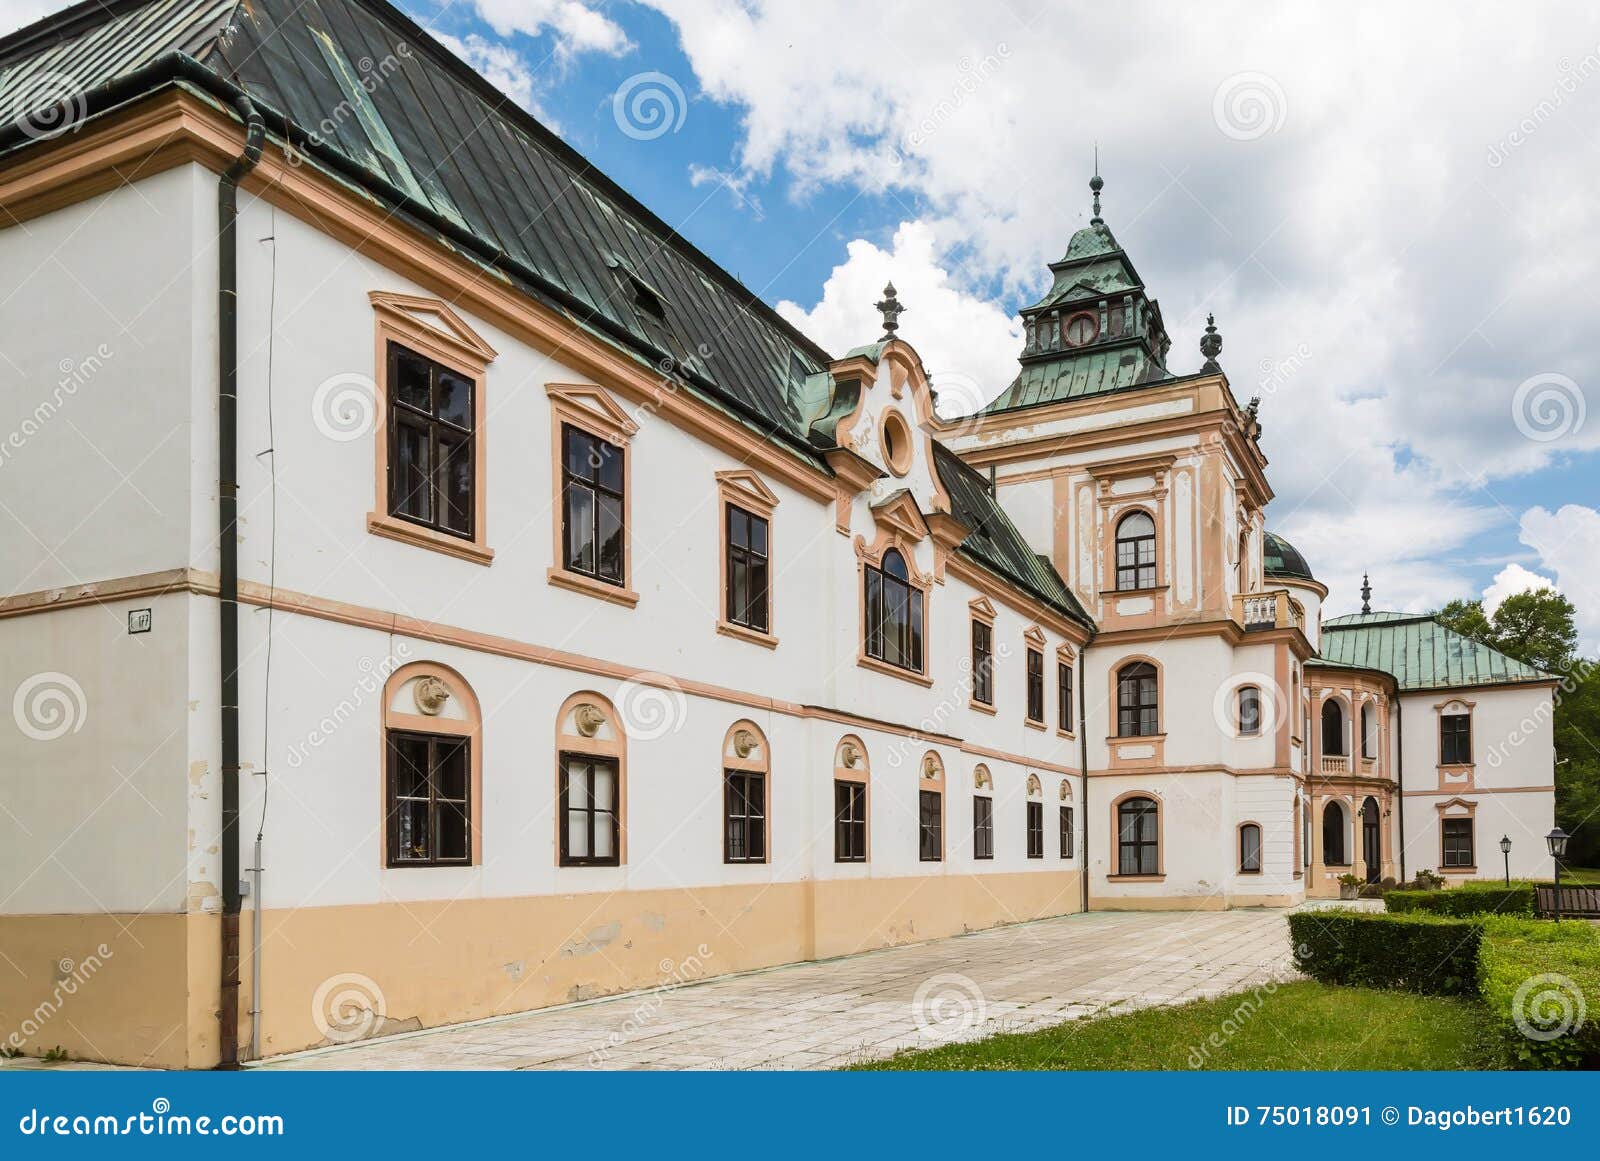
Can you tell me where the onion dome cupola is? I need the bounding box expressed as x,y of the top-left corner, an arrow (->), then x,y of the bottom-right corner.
1262,531 -> 1316,583
984,166 -> 1174,413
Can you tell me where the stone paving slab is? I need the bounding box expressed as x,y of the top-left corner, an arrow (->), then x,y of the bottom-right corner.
257,908 -> 1299,1072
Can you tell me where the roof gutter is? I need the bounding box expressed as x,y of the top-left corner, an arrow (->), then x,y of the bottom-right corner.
216,89 -> 264,1071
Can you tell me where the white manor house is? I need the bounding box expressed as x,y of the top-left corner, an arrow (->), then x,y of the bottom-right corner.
0,0 -> 1557,1067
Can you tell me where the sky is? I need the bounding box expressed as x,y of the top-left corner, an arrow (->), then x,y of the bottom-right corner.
4,0 -> 1597,651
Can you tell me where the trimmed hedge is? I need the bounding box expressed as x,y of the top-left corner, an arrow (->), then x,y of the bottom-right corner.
1478,916 -> 1600,1069
1385,882 -> 1536,918
1288,910 -> 1482,996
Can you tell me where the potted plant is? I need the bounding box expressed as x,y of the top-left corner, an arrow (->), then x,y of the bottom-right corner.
1337,873 -> 1363,900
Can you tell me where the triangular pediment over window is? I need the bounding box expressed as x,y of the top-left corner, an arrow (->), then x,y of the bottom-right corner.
369,291 -> 497,365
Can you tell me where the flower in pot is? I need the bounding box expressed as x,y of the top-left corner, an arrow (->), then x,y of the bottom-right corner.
1337,873 -> 1363,900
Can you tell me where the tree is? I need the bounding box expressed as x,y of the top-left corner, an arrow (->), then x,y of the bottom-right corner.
1433,589 -> 1577,675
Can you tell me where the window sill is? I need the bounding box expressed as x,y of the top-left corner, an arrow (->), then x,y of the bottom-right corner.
1056,728 -> 1077,741
368,512 -> 494,565
547,567 -> 640,607
717,620 -> 778,649
1099,584 -> 1169,598
1438,764 -> 1475,773
857,654 -> 934,687
1025,717 -> 1047,732
1442,865 -> 1478,873
969,698 -> 997,716
1108,732 -> 1167,743
1107,874 -> 1165,882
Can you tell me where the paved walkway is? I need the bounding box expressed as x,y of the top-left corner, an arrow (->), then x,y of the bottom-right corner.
259,909 -> 1299,1071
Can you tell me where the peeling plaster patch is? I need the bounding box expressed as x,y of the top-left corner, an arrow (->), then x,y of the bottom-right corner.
188,700 -> 200,712
188,881 -> 220,912
187,761 -> 207,785
640,911 -> 667,933
566,981 -> 618,1003
559,921 -> 621,958
503,960 -> 525,981
313,1013 -> 420,1048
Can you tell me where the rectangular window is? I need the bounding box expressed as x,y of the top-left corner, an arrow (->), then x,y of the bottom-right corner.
1442,818 -> 1475,868
1440,714 -> 1471,765
973,796 -> 994,860
863,554 -> 924,673
971,620 -> 993,705
387,731 -> 471,867
834,780 -> 867,862
919,789 -> 942,862
1059,805 -> 1074,859
1026,648 -> 1045,722
725,504 -> 770,633
1057,662 -> 1074,732
560,424 -> 625,586
724,769 -> 766,864
559,753 -> 620,866
1026,801 -> 1044,859
387,342 -> 475,538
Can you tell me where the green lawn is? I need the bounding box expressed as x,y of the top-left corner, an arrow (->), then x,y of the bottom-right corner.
854,981 -> 1503,1071
1561,866 -> 1600,885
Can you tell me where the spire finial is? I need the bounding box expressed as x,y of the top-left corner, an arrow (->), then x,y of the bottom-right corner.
1360,572 -> 1372,615
1200,312 -> 1223,372
874,281 -> 904,341
1089,146 -> 1104,225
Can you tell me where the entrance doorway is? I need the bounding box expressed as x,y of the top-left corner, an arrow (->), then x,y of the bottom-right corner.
1361,796 -> 1381,883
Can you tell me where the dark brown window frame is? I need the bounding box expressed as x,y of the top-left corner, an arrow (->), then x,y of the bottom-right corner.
1059,804 -> 1074,859
724,503 -> 770,634
1057,661 -> 1074,732
919,788 -> 943,862
1440,713 -> 1471,765
560,423 -> 626,587
1442,817 -> 1475,868
1238,685 -> 1262,737
971,619 -> 994,705
834,779 -> 868,862
1026,800 -> 1045,859
1025,648 -> 1045,723
1114,511 -> 1156,591
1117,796 -> 1159,875
559,750 -> 621,867
864,549 -> 924,673
386,729 -> 472,868
973,795 -> 994,860
1239,822 -> 1262,873
386,341 -> 476,540
1117,662 -> 1159,737
723,767 -> 767,864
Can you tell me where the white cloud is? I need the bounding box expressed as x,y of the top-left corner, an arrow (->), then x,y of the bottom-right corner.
775,221 -> 1021,419
470,0 -> 632,62
641,0 -> 1600,617
431,32 -> 551,124
1482,563 -> 1556,615
1518,504 -> 1600,654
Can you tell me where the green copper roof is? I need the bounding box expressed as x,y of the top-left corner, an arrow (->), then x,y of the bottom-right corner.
1320,613 -> 1552,692
1263,531 -> 1315,581
1060,221 -> 1123,262
932,444 -> 1091,628
983,347 -> 1168,412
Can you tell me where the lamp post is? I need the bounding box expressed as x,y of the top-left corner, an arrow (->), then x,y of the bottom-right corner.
1500,835 -> 1512,886
1546,828 -> 1570,924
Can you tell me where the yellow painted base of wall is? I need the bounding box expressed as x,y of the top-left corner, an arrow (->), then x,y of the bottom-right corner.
1089,891 -> 1299,911
2,870 -> 1082,1067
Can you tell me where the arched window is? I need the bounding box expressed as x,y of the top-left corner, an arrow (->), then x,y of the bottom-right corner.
383,663 -> 482,868
1116,662 -> 1159,737
1114,512 -> 1156,591
556,693 -> 625,867
1322,801 -> 1347,866
1239,823 -> 1262,873
723,722 -> 769,864
1321,699 -> 1345,756
1237,685 -> 1262,737
919,752 -> 945,863
864,548 -> 924,673
1117,795 -> 1159,876
971,764 -> 993,860
1361,702 -> 1378,760
834,736 -> 869,863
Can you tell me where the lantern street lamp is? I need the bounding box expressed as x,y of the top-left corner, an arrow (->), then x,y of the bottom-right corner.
1499,834 -> 1512,886
1546,828 -> 1570,924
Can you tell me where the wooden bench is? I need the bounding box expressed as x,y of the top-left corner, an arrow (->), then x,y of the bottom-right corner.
1535,884 -> 1600,919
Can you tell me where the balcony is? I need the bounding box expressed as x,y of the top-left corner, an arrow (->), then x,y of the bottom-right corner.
1233,588 -> 1306,633
1320,755 -> 1350,775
